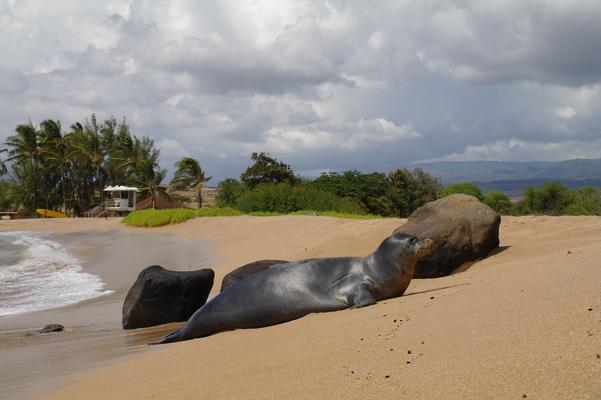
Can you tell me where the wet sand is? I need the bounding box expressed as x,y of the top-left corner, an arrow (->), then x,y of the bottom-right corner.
0,222 -> 218,400
1,216 -> 600,399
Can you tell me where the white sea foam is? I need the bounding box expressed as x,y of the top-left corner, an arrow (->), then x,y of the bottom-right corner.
0,232 -> 113,317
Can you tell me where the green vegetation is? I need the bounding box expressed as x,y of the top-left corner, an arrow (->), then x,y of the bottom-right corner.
240,152 -> 299,188
483,191 -> 513,214
312,168 -> 440,217
123,207 -> 381,227
218,162 -> 441,218
236,183 -> 365,214
250,210 -> 384,219
171,157 -> 212,208
513,182 -> 601,216
439,182 -> 484,200
123,207 -> 242,227
216,178 -> 244,208
1,116 -> 163,215
3,118 -> 600,220
436,180 -> 601,216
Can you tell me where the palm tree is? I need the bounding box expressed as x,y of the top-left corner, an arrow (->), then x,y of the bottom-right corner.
131,159 -> 168,209
5,123 -> 43,211
72,127 -> 105,200
45,133 -> 74,214
0,149 -> 7,176
171,157 -> 212,208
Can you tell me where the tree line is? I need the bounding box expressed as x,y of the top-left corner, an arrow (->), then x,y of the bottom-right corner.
0,116 -> 210,215
217,152 -> 441,216
2,117 -> 600,217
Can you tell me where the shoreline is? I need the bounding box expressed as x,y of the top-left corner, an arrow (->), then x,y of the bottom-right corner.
0,221 -> 218,400
1,216 -> 600,399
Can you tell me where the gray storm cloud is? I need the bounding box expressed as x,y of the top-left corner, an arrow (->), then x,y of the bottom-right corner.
1,0 -> 600,181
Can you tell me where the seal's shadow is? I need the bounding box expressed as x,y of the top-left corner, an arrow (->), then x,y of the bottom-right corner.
404,282 -> 471,297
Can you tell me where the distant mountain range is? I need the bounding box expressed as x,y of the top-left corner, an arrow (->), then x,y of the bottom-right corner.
415,158 -> 601,197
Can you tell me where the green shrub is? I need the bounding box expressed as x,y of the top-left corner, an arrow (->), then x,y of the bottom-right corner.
312,168 -> 440,217
235,183 -> 366,214
483,191 -> 513,214
564,186 -> 601,215
521,181 -> 572,215
439,182 -> 484,200
216,178 -> 244,207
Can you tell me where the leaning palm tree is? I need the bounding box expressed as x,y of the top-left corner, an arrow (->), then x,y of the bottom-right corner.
171,157 -> 212,208
131,159 -> 168,209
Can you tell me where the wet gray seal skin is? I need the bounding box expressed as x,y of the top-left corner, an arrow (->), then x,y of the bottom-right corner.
155,233 -> 432,344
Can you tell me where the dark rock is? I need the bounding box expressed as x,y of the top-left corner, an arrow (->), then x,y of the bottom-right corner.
394,194 -> 500,278
25,324 -> 65,336
220,259 -> 287,292
39,324 -> 64,334
122,265 -> 214,329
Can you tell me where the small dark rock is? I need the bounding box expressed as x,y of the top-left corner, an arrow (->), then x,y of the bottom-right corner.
567,250 -> 572,255
408,350 -> 412,354
588,308 -> 593,311
430,296 -> 435,299
393,319 -> 397,323
25,324 -> 64,336
406,361 -> 411,364
385,375 -> 390,379
522,395 -> 527,398
596,354 -> 600,359
39,324 -> 64,334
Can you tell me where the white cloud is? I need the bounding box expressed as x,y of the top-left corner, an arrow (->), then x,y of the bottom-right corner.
261,118 -> 420,152
555,107 -> 576,119
1,1 -> 601,181
422,138 -> 601,163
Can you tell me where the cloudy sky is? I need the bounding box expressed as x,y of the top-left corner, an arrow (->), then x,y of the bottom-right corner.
1,0 -> 601,181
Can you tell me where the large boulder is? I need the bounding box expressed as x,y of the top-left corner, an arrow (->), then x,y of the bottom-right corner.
220,259 -> 287,292
122,265 -> 214,329
394,194 -> 500,278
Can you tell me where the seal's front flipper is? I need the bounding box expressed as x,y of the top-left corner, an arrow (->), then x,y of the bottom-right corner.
340,282 -> 377,308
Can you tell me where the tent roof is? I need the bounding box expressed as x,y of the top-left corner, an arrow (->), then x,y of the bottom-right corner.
136,192 -> 184,210
104,185 -> 138,192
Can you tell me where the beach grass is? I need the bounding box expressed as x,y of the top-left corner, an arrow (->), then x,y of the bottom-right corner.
122,207 -> 242,227
123,208 -> 387,227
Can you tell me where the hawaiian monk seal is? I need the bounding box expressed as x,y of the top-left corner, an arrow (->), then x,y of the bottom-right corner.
155,233 -> 432,344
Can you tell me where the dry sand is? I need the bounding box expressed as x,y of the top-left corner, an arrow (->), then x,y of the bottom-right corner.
2,216 -> 600,399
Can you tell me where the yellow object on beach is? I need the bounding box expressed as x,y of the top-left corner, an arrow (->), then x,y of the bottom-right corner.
35,209 -> 67,218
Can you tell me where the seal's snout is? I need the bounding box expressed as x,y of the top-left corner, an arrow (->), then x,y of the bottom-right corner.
416,238 -> 433,257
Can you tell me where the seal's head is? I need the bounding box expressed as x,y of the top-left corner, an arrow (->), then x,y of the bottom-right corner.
392,233 -> 433,262
376,233 -> 433,265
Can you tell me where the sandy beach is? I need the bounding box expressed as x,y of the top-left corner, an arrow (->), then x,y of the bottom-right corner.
1,215 -> 600,399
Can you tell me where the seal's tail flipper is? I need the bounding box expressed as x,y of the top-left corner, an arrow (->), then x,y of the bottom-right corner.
149,327 -> 186,345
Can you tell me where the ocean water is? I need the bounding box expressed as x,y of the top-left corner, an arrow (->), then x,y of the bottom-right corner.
0,232 -> 113,317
